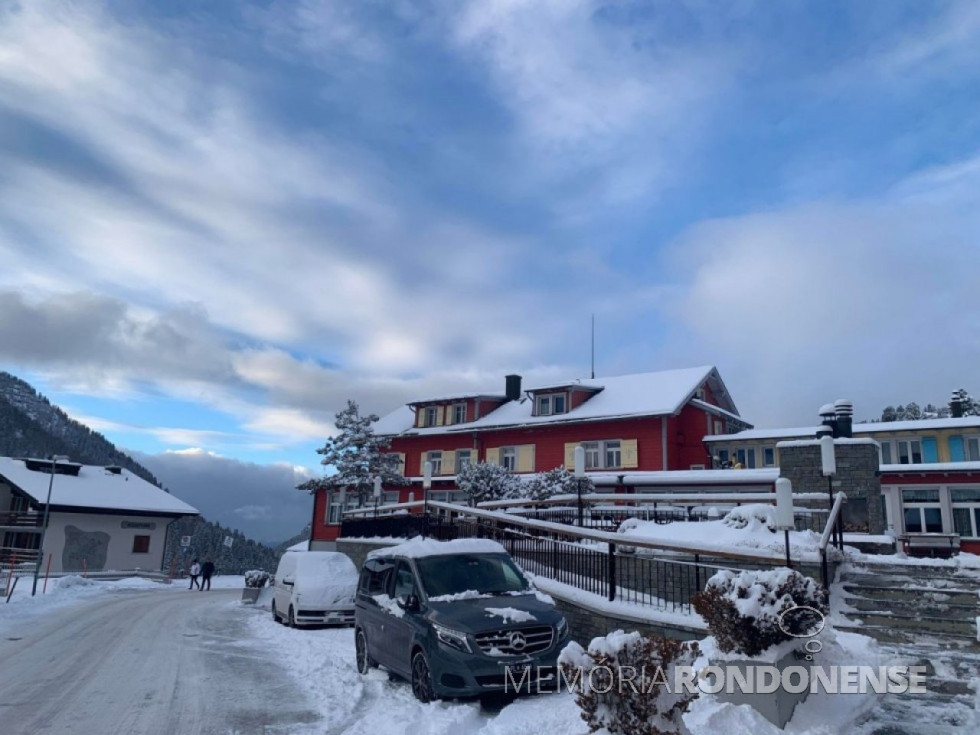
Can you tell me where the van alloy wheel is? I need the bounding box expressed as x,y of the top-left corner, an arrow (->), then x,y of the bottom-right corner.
411,651 -> 435,703
355,629 -> 375,674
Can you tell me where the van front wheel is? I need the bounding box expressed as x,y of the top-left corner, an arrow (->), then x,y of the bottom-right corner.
411,651 -> 436,703
271,600 -> 280,624
355,629 -> 376,674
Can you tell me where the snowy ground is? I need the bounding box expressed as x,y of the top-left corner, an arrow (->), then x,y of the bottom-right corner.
3,574 -> 977,734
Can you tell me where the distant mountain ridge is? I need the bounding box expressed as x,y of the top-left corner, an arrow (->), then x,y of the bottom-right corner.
0,371 -> 281,573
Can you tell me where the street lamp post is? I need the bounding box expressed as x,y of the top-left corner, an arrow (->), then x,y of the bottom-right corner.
373,476 -> 382,518
775,477 -> 794,568
574,446 -> 586,527
32,454 -> 69,596
422,461 -> 433,538
820,434 -> 839,549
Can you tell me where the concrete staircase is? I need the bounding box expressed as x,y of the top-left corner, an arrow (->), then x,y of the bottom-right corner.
834,561 -> 980,734
834,561 -> 980,646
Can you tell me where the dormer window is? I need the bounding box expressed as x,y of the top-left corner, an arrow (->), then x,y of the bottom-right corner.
452,403 -> 466,424
536,393 -> 567,416
423,406 -> 439,427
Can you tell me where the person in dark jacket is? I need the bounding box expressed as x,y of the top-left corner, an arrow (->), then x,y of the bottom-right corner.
201,558 -> 215,590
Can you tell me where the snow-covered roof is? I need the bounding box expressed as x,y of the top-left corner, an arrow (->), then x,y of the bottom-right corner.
881,461 -> 980,474
376,366 -> 739,437
367,538 -> 507,559
0,457 -> 199,516
705,415 -> 980,444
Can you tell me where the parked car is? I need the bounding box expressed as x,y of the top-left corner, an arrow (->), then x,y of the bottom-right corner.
354,538 -> 570,702
272,550 -> 358,627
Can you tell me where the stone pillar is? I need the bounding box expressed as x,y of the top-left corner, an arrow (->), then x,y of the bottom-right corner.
776,439 -> 883,535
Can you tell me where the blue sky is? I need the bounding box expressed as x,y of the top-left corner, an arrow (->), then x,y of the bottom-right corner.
2,1 -> 980,538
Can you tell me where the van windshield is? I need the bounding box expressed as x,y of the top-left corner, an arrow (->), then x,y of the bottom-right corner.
416,553 -> 529,598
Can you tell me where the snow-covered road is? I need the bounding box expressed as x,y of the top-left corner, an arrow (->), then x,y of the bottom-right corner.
0,588 -> 321,735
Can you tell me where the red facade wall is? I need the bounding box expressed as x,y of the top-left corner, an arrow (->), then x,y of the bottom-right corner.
669,404 -> 716,469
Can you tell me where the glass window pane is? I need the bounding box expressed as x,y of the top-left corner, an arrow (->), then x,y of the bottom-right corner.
924,508 -> 943,533
911,441 -> 923,464
898,442 -> 910,464
953,508 -> 974,537
902,488 -> 940,502
763,447 -> 775,467
881,442 -> 892,464
904,508 -> 922,533
969,438 -> 980,461
746,449 -> 757,469
553,395 -> 566,414
950,488 -> 980,502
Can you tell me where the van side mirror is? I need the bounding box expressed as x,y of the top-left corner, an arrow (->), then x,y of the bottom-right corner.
401,594 -> 420,612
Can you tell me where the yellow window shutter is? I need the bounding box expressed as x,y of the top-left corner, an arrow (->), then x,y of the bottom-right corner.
564,443 -> 577,471
419,454 -> 426,475
397,453 -> 406,476
622,439 -> 638,469
435,406 -> 444,426
442,451 -> 455,475
445,407 -> 453,426
517,444 -> 535,473
417,409 -> 424,428
486,448 -> 500,465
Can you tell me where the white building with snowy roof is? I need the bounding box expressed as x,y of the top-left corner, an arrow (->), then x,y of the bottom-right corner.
0,457 -> 198,574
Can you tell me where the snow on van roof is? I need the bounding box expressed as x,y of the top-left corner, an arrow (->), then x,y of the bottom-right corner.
367,538 -> 507,559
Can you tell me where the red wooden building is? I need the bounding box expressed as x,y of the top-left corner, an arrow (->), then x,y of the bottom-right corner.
310,366 -> 750,546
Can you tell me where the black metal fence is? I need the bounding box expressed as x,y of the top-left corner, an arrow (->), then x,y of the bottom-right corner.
421,514 -> 734,614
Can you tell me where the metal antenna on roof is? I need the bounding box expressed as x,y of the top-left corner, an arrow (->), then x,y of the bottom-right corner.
591,314 -> 595,379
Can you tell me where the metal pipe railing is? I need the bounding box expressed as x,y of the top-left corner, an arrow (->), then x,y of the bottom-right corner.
819,491 -> 847,595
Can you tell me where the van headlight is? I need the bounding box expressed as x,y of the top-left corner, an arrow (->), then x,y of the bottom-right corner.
433,623 -> 472,653
556,616 -> 569,639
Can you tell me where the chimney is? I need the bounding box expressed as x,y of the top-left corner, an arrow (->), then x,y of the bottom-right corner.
834,399 -> 854,438
818,403 -> 838,438
505,374 -> 522,402
950,391 -> 965,418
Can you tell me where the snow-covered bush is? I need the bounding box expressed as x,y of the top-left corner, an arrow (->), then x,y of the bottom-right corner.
691,568 -> 828,658
523,466 -> 593,501
456,461 -> 521,505
244,570 -> 270,588
558,630 -> 700,735
722,504 -> 777,532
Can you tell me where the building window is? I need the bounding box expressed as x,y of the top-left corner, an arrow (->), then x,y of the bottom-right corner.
423,406 -> 438,427
713,420 -> 723,435
951,488 -> 980,538
763,447 -> 775,467
881,442 -> 892,464
536,393 -> 567,416
132,535 -> 150,553
452,403 -> 466,424
969,438 -> 980,461
581,442 -> 600,469
500,447 -> 517,471
897,440 -> 923,464
901,487 -> 942,533
455,450 -> 472,473
604,440 -> 621,468
426,451 -> 443,475
735,448 -> 757,469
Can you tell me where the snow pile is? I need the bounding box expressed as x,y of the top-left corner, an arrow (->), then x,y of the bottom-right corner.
722,504 -> 776,532
367,537 -> 506,559
244,570 -> 270,588
428,590 -> 490,602
559,630 -> 700,735
692,568 -> 828,658
484,607 -> 536,624
372,593 -> 405,618
619,514 -> 835,560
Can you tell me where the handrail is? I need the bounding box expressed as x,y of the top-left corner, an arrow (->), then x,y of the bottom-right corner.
818,491 -> 847,595
819,491 -> 847,552
477,492 -> 829,509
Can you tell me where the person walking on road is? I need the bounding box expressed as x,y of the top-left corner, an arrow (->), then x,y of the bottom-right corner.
189,559 -> 202,590
201,558 -> 215,591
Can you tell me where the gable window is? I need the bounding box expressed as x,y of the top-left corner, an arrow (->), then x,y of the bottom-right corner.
501,447 -> 517,471
452,403 -> 466,424
132,535 -> 150,554
455,449 -> 472,473
426,451 -> 443,475
536,393 -> 567,416
423,406 -> 438,427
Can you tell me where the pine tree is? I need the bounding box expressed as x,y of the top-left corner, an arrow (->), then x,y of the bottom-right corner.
904,402 -> 922,420
300,400 -> 407,504
881,406 -> 897,422
456,462 -> 521,506
524,466 -> 593,501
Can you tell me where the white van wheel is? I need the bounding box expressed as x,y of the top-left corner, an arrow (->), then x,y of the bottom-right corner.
355,628 -> 376,674
271,600 -> 280,623
288,606 -> 296,628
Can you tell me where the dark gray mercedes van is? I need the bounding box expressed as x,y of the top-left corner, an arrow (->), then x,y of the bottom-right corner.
354,538 -> 569,702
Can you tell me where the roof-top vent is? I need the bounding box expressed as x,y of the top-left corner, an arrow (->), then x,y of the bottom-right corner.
834,399 -> 853,438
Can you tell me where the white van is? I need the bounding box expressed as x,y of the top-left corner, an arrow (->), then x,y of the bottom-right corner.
272,550 -> 358,627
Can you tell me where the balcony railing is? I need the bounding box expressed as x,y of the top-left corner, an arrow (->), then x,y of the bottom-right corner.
0,511 -> 43,531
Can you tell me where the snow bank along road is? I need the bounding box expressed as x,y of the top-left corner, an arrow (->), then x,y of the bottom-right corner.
0,588 -> 321,735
